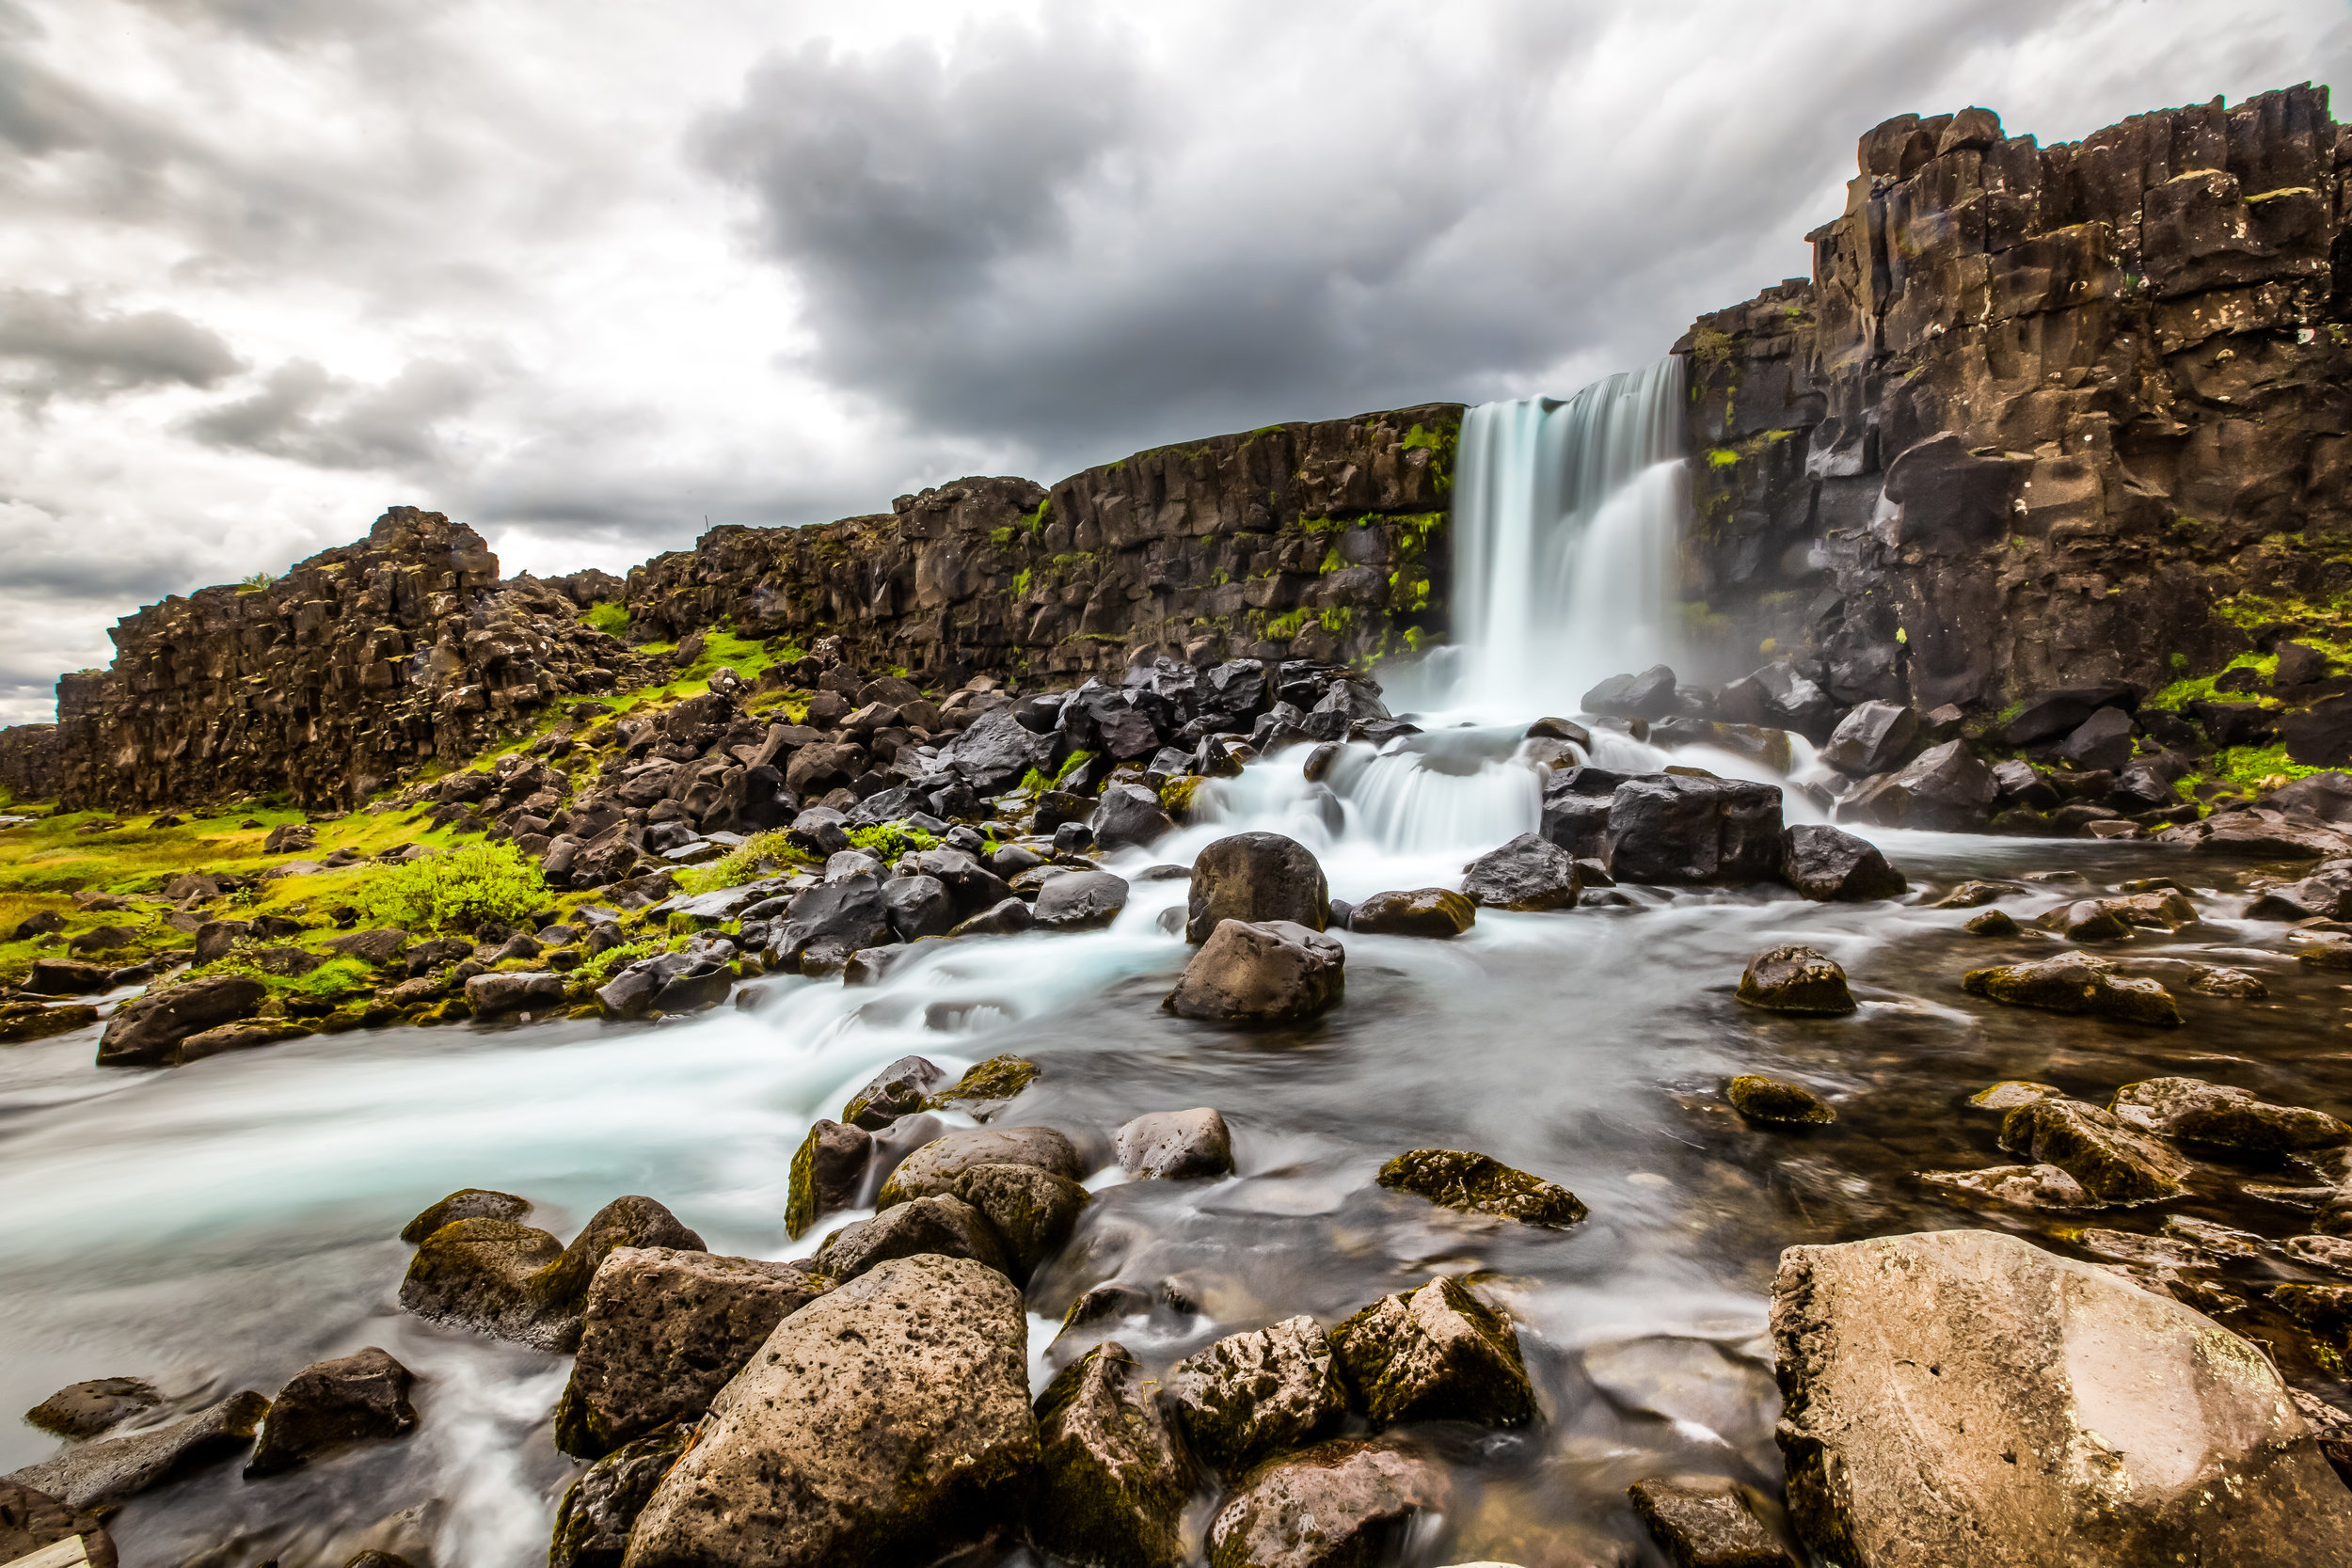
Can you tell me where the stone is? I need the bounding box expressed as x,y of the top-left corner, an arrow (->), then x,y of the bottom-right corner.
1996,1099 -> 2190,1205
2054,705 -> 2137,772
94,974 -> 267,1067
2247,873 -> 2352,921
1968,1081 -> 2063,1113
0,1479 -> 117,1568
621,1256 -> 1037,1568
786,1119 -> 871,1239
1606,773 -> 1786,884
1627,1479 -> 1799,1568
1090,784 -> 1177,851
1726,1075 -> 1836,1125
1186,832 -> 1330,942
1033,868 -> 1131,930
401,1187 -> 532,1243
1460,832 -> 1581,911
923,1053 -> 1041,1113
23,1379 -> 159,1441
1031,1341 -> 1191,1568
7,1391 -> 268,1510
173,1019 -> 310,1061
322,927 -> 410,966
2109,1077 -> 2351,1155
1348,887 -> 1475,937
1735,946 -> 1855,1015
1327,1276 -> 1536,1428
2160,812 -> 2352,859
949,896 -> 1037,938
771,874 -> 893,967
1821,700 -> 1919,777
1998,686 -> 2143,747
882,874 -> 954,940
1918,1164 -> 2095,1211
462,970 -> 566,1015
1163,1316 -> 1349,1479
1582,665 -> 1679,720
1206,1438 -> 1450,1568
398,1196 -> 705,1352
877,1125 -> 1083,1207
948,1163 -> 1087,1279
1963,953 -> 2181,1027
1116,1108 -> 1235,1180
812,1194 -> 1011,1281
1772,1228 -> 2352,1568
554,1247 -> 831,1459
24,958 -> 111,995
1965,908 -> 2022,937
1779,823 -> 1905,901
1843,741 -> 2000,832
2035,898 -> 2132,941
1375,1148 -> 1586,1227
1166,919 -> 1345,1023
245,1347 -> 419,1477
840,1055 -> 948,1129
549,1427 -> 688,1568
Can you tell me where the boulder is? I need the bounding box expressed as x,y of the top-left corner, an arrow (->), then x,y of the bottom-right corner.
1031,1341 -> 1191,1568
2055,705 -> 2137,772
621,1256 -> 1037,1567
1460,832 -> 1581,911
1327,1276 -> 1535,1428
1996,1098 -> 2190,1205
1115,1108 -> 1235,1180
1736,946 -> 1856,1015
2108,1077 -> 2350,1156
24,958 -> 111,996
786,1119 -> 871,1239
2159,811 -> 2352,859
1348,887 -> 1475,937
1375,1148 -> 1586,1227
1962,953 -> 2181,1027
173,1019 -> 310,1061
882,874 -> 955,941
922,1053 -> 1041,1114
549,1427 -> 688,1568
7,1391 -> 268,1510
912,847 -> 1015,918
2283,695 -> 2352,768
24,1378 -> 160,1440
94,974 -> 267,1067
1186,832 -> 1329,942
0,1479 -> 117,1568
1033,869 -> 1131,930
2247,872 -> 2352,921
1780,824 -> 1906,902
1164,1316 -> 1349,1479
399,1196 -> 705,1352
1727,1075 -> 1836,1126
948,896 -> 1038,938
1090,784 -> 1177,851
811,1194 -> 1010,1282
1582,665 -> 1679,720
1206,1438 -> 1450,1568
1842,740 -> 2000,831
1772,1228 -> 2352,1566
841,1055 -> 948,1129
878,1125 -> 1082,1207
1166,919 -> 1345,1024
948,1163 -> 1088,1279
1538,768 -> 1624,859
323,927 -> 411,966
462,971 -> 566,1016
1999,684 -> 2141,746
1821,701 -> 1919,777
772,874 -> 893,967
245,1347 -> 418,1477
401,1188 -> 532,1243
554,1247 -> 832,1458
1628,1478 -> 1799,1568
1606,774 -> 1785,885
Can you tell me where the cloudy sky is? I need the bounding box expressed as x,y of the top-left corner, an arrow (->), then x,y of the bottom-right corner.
1,0 -> 2344,722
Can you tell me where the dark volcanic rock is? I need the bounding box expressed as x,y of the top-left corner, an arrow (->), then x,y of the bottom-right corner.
246,1347 -> 418,1477
24,1378 -> 160,1440
1166,919 -> 1344,1023
812,1194 -> 1011,1282
1033,869 -> 1131,930
786,1119 -> 871,1239
1206,1438 -> 1450,1568
95,974 -> 267,1067
399,1196 -> 704,1352
1606,773 -> 1785,884
1582,665 -> 1680,720
1090,784 -> 1176,851
1461,832 -> 1581,911
1347,887 -> 1475,937
1375,1148 -> 1587,1227
1736,946 -> 1856,1015
1780,823 -> 1906,901
1164,1315 -> 1349,1479
948,1163 -> 1087,1279
1030,1341 -> 1191,1568
1842,740 -> 1999,832
1628,1478 -> 1800,1568
0,1479 -> 119,1568
1327,1275 -> 1535,1428
841,1056 -> 948,1130
1186,832 -> 1329,942
550,1427 -> 689,1568
1821,700 -> 1919,776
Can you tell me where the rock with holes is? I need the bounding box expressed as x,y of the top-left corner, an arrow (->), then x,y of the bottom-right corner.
1327,1276 -> 1536,1428
811,1195 -> 1010,1282
1205,1437 -> 1451,1568
1163,1316 -> 1350,1480
7,1391 -> 269,1511
1031,1341 -> 1191,1568
877,1125 -> 1082,1207
398,1196 -> 704,1352
0,1480 -> 118,1568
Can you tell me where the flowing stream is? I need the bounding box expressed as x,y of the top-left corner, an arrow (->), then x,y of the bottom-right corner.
3,371 -> 2344,1567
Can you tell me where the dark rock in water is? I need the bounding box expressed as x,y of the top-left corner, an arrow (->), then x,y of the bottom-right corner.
912,847 -> 1014,919
1348,887 -> 1474,937
1090,784 -> 1177,851
1628,1478 -> 1799,1568
1539,788 -> 1616,861
1116,1108 -> 1234,1180
400,1196 -> 705,1352
1375,1148 -> 1586,1227
1780,824 -> 1905,902
1821,700 -> 1919,777
1206,1438 -> 1450,1568
1582,665 -> 1679,720
1727,1075 -> 1836,1126
1033,869 -> 1130,930
882,875 -> 954,941
550,1427 -> 689,1568
1166,919 -> 1344,1023
879,1125 -> 1082,1207
1164,1316 -> 1348,1479
1963,952 -> 2180,1026
402,1188 -> 532,1243
0,1479 -> 118,1568
1327,1275 -> 1535,1428
95,974 -> 267,1067
0,1001 -> 99,1044
1736,946 -> 1856,1015
23,1378 -> 160,1440
620,1256 -> 1036,1567
1461,832 -> 1581,911
921,1053 -> 1041,1116
174,1019 -> 310,1061
1607,773 -> 1785,885
554,1247 -> 830,1459
786,1119 -> 871,1240
1031,1341 -> 1190,1568
1841,739 -> 2000,831
772,874 -> 893,967
1990,757 -> 2061,809
841,1056 -> 948,1130
1186,832 -> 1329,942
1936,879 -> 2018,909
813,1195 -> 1009,1282
8,1391 -> 268,1510
1772,1228 -> 2352,1567
2035,898 -> 2132,942
1326,895 -> 1355,929
246,1347 -> 418,1478
24,958 -> 111,996
949,896 -> 1036,938
1996,1098 -> 2189,1204
949,1163 -> 1087,1280
2109,1076 -> 2350,1155
1965,908 -> 2022,937
1999,683 -> 2141,746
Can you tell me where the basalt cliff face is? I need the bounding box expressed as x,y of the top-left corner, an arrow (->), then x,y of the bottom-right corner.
1679,84 -> 2350,710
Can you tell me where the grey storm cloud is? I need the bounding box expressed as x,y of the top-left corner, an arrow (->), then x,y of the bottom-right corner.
0,289 -> 245,405
186,357 -> 486,471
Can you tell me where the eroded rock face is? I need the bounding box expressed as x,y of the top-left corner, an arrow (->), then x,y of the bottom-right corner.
622,1255 -> 1039,1568
1186,833 -> 1330,942
1165,1316 -> 1349,1480
1327,1276 -> 1535,1429
1166,919 -> 1344,1023
24,1379 -> 159,1440
245,1348 -> 418,1477
1205,1438 -> 1451,1568
1031,1341 -> 1191,1568
1375,1148 -> 1586,1228
399,1196 -> 705,1352
1772,1228 -> 2352,1567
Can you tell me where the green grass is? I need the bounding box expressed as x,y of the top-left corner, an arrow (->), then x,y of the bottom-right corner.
847,822 -> 940,861
581,601 -> 630,636
2147,652 -> 2274,711
676,830 -> 816,895
1018,749 -> 1094,796
348,842 -> 549,932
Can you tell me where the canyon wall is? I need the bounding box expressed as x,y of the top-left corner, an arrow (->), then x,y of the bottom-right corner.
1678,84 -> 2350,709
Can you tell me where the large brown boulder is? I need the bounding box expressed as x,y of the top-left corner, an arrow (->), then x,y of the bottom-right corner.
876,1125 -> 1082,1207
1185,832 -> 1329,942
1326,1276 -> 1536,1429
398,1196 -> 704,1351
622,1255 -> 1039,1567
1165,919 -> 1344,1023
1163,1316 -> 1348,1479
1772,1229 -> 2352,1565
245,1347 -> 418,1478
94,974 -> 267,1067
1031,1340 -> 1191,1568
1205,1437 -> 1450,1568
809,1194 -> 1010,1282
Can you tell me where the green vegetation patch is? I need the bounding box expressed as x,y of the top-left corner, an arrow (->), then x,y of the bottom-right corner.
847,822 -> 941,861
350,842 -> 549,932
580,601 -> 630,637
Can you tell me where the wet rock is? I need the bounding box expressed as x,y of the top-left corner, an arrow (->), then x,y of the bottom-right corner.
1375,1148 -> 1586,1227
94,974 -> 267,1067
1186,832 -> 1329,942
1965,908 -> 2023,936
1091,784 -> 1177,851
1031,1341 -> 1190,1568
2109,1077 -> 2351,1155
0,1001 -> 100,1043
949,896 -> 1037,938
882,874 -> 955,941
1327,1276 -> 1536,1428
949,1163 -> 1087,1279
1779,824 -> 1905,902
1963,952 -> 2181,1026
1034,869 -> 1131,930
1628,1478 -> 1799,1568
812,1193 -> 1010,1282
1116,1108 -> 1235,1180
2283,1236 -> 2352,1276
2159,812 -> 2352,860
2055,705 -> 2136,772
880,1125 -> 1081,1207
1461,832 -> 1581,911
0,1479 -> 118,1568
1918,1164 -> 2094,1211
246,1347 -> 418,1477
1164,1316 -> 1349,1479
2248,872 -> 2352,921
462,971 -> 566,1016
786,1118 -> 871,1240
549,1427 -> 688,1568
1821,700 -> 1919,777
1583,665 -> 1679,720
1166,919 -> 1345,1023
554,1247 -> 830,1458
1206,1438 -> 1450,1568
922,1053 -> 1041,1114
1936,880 -> 2018,909
1726,1075 -> 1836,1126
23,1379 -> 160,1441
1967,1081 -> 2062,1114
1606,773 -> 1785,884
2298,935 -> 2352,972
401,1187 -> 532,1243
2035,898 -> 2132,942
399,1196 -> 705,1351
1772,1228 -> 2352,1567
840,1056 -> 948,1129
173,1019 -> 311,1061
1842,739 -> 2000,831
1735,946 -> 1855,1015
621,1256 -> 1037,1567
24,958 -> 111,996
1996,1099 -> 2190,1205
1348,887 -> 1475,937
771,874 -> 893,968
6,1391 -> 268,1510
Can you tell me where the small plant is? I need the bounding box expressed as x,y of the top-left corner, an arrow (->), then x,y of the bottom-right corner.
848,822 -> 941,861
349,842 -> 548,932
1018,749 -> 1095,796
237,570 -> 277,592
677,830 -> 806,894
577,938 -> 657,986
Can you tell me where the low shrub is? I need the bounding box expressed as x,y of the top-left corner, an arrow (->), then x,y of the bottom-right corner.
349,842 -> 548,931
847,822 -> 940,861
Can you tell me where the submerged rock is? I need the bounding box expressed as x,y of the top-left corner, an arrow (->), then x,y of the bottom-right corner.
1997,1098 -> 2189,1205
949,1163 -> 1088,1279
1163,1316 -> 1349,1479
1460,832 -> 1582,911
8,1391 -> 268,1510
1031,1341 -> 1191,1568
1772,1228 -> 2352,1566
1186,832 -> 1330,942
877,1125 -> 1082,1207
1348,888 -> 1475,938
1627,1478 -> 1799,1568
1962,952 -> 2181,1026
1726,1075 -> 1836,1126
1375,1148 -> 1587,1227
786,1118 -> 871,1240
94,974 -> 267,1067
1918,1164 -> 2095,1211
1166,919 -> 1344,1023
1116,1108 -> 1235,1180
549,1427 -> 688,1568
1205,1438 -> 1450,1568
2110,1076 -> 2352,1155
1735,946 -> 1856,1015
622,1255 -> 1038,1568
1780,823 -> 1905,902
246,1347 -> 418,1478
24,1378 -> 160,1440
1327,1276 -> 1535,1428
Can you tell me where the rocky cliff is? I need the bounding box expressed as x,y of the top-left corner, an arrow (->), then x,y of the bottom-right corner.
1678,84 -> 2349,713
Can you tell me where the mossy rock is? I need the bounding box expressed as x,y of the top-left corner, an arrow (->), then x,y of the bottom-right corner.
922,1053 -> 1041,1111
1735,945 -> 1855,1015
1375,1148 -> 1585,1227
0,1002 -> 99,1042
950,1162 -> 1087,1278
1327,1276 -> 1534,1429
1725,1075 -> 1836,1126
1031,1342 -> 1189,1568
